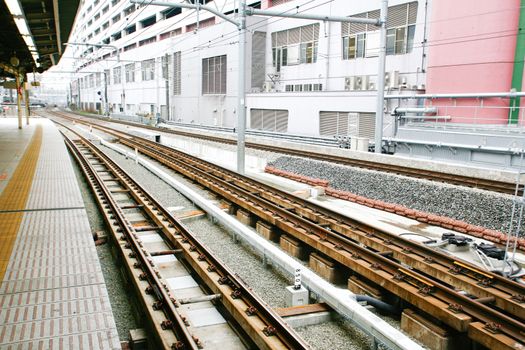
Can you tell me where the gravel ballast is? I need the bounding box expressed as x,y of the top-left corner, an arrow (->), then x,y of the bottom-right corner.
89,141 -> 382,350
269,156 -> 523,236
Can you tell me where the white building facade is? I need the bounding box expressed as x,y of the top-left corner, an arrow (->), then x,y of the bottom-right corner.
69,0 -> 430,138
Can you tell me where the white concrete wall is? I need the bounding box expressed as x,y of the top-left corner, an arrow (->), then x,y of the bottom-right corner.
72,0 -> 430,136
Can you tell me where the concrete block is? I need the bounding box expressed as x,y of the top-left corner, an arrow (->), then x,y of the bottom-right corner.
401,310 -> 459,350
347,276 -> 382,300
285,286 -> 309,307
309,252 -> 343,284
283,311 -> 332,328
256,221 -> 279,242
129,328 -> 147,350
236,209 -> 255,227
311,186 -> 325,198
292,189 -> 310,199
280,235 -> 307,260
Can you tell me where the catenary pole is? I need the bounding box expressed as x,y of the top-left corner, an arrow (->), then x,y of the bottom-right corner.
374,0 -> 388,153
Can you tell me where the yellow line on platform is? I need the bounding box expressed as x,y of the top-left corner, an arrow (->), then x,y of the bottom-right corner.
0,125 -> 42,282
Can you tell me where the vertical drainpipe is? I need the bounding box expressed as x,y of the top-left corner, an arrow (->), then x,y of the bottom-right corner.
509,0 -> 525,124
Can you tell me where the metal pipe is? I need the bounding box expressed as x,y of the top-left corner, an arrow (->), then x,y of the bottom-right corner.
385,92 -> 525,99
355,295 -> 399,314
393,107 -> 437,114
130,0 -> 239,26
237,0 -> 247,174
246,8 -> 380,25
179,294 -> 221,305
374,0 -> 388,153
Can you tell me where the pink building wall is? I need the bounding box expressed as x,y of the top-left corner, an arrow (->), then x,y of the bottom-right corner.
426,0 -> 522,124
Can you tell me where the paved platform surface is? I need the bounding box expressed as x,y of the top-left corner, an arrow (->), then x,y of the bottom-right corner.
0,118 -> 120,349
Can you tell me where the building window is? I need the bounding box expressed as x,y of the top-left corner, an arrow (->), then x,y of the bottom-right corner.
94,28 -> 100,35
111,0 -> 119,5
125,24 -> 136,35
112,14 -> 121,24
161,54 -> 171,79
202,55 -> 226,95
123,43 -> 136,51
162,8 -> 181,19
141,59 -> 155,81
124,5 -> 136,16
271,23 -> 319,71
102,21 -> 109,30
113,66 -> 121,84
160,28 -> 182,40
342,2 -> 417,60
250,109 -> 288,132
95,72 -> 101,87
125,63 -> 135,82
112,31 -> 121,41
94,13 -> 100,21
139,36 -> 156,46
173,51 -> 181,95
102,5 -> 109,14
140,15 -> 156,28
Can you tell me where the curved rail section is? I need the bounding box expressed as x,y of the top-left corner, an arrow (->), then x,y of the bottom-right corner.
52,112 -> 525,349
60,125 -> 309,350
64,111 -> 519,195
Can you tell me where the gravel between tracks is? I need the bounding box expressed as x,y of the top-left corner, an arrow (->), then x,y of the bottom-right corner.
269,156 -> 523,236
92,142 -> 382,350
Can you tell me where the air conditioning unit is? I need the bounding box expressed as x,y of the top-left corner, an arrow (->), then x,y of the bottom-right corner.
262,82 -> 274,92
344,76 -> 354,91
354,76 -> 363,90
385,71 -> 400,89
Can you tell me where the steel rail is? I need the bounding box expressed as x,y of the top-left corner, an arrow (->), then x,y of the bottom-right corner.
116,136 -> 525,343
51,112 -> 525,347
117,129 -> 525,316
58,120 -> 310,350
62,111 -> 520,195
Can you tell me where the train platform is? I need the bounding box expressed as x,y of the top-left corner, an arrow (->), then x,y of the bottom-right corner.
0,118 -> 120,349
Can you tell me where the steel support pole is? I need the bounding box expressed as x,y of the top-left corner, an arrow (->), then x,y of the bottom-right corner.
374,0 -> 388,153
15,75 -> 22,129
237,0 -> 247,174
103,71 -> 109,116
24,83 -> 30,125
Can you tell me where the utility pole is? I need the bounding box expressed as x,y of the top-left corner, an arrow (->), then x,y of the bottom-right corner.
165,53 -> 170,121
374,0 -> 388,153
103,71 -> 109,116
237,0 -> 247,173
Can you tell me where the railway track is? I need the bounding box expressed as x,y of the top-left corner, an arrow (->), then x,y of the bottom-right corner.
65,111 -> 521,195
52,111 -> 525,349
59,122 -> 309,350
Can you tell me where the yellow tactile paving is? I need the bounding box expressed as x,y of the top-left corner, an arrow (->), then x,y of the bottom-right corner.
0,125 -> 42,282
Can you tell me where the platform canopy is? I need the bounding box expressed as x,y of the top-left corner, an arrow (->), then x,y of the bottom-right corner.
0,0 -> 80,77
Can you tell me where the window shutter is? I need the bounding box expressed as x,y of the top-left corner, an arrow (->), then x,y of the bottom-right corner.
408,2 -> 418,24
387,4 -> 408,28
319,111 -> 338,136
348,113 -> 359,136
349,13 -> 367,35
300,24 -> 314,43
358,113 -> 376,139
275,110 -> 288,132
288,27 -> 300,45
367,10 -> 380,31
250,109 -> 263,129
